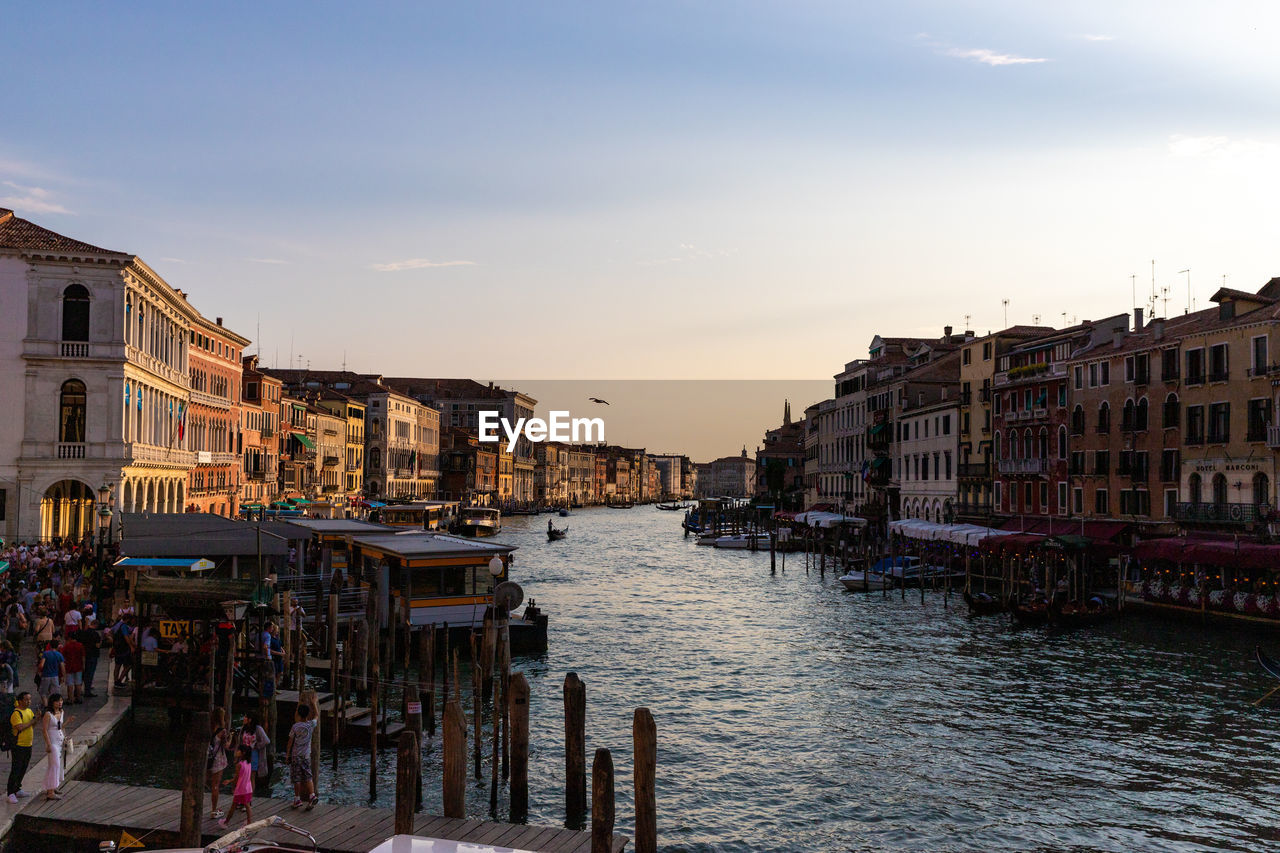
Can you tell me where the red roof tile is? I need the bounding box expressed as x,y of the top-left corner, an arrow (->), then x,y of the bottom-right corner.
0,208 -> 125,256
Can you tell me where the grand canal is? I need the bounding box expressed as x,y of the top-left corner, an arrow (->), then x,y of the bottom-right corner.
94,508 -> 1280,852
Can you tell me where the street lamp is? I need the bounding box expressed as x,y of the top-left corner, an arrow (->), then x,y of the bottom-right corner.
488,554 -> 504,615
95,481 -> 114,613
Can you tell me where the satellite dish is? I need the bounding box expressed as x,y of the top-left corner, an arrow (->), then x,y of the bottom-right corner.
494,581 -> 524,611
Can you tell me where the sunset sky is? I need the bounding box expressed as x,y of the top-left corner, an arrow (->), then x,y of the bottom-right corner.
4,2 -> 1279,451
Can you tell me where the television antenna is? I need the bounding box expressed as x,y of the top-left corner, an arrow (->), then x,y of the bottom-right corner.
1179,269 -> 1191,314
1002,299 -> 1009,327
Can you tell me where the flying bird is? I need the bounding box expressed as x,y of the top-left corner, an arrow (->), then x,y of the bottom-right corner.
588,398 -> 610,405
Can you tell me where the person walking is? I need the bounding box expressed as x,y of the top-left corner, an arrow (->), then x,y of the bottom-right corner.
286,702 -> 318,810
218,745 -> 254,828
61,634 -> 84,705
40,693 -> 65,800
30,609 -> 54,676
207,707 -> 232,820
37,641 -> 65,711
7,691 -> 36,803
237,711 -> 271,792
72,618 -> 102,698
111,614 -> 135,689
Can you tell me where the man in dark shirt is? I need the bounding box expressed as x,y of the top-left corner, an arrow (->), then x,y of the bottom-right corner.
73,619 -> 102,698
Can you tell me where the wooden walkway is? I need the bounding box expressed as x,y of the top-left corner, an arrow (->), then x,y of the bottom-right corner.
16,780 -> 627,853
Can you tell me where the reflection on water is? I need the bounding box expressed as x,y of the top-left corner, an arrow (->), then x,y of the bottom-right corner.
90,509 -> 1280,852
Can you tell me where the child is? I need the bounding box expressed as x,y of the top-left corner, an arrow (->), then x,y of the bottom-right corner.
218,745 -> 254,828
286,703 -> 318,810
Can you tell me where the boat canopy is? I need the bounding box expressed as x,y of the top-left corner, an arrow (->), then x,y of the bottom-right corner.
889,519 -> 1018,546
1132,537 -> 1280,570
794,511 -> 866,528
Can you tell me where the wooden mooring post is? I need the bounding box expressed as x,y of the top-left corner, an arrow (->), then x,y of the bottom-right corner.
509,672 -> 530,823
591,748 -> 615,853
443,699 -> 466,818
395,730 -> 420,834
633,707 -> 657,853
179,710 -> 211,847
564,672 -> 587,827
328,593 -> 340,692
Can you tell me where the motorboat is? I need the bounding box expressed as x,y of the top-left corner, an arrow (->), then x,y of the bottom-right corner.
713,533 -> 771,550
456,506 -> 502,537
838,570 -> 892,591
695,531 -> 721,546
559,508 -> 570,517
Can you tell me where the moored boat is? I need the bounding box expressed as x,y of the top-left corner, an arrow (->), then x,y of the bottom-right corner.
838,570 -> 892,591
1048,597 -> 1114,629
456,506 -> 502,537
713,533 -> 770,549
1010,597 -> 1050,627
963,589 -> 1007,616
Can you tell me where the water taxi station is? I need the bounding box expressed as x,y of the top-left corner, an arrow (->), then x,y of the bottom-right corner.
2,511 -> 621,853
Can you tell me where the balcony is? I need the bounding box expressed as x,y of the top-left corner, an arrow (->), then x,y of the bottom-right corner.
190,388 -> 231,409
127,443 -> 196,467
1173,502 -> 1265,525
997,458 -> 1049,475
56,442 -> 86,459
246,470 -> 266,481
324,455 -> 341,467
1269,426 -> 1280,448
957,462 -> 991,479
60,342 -> 89,358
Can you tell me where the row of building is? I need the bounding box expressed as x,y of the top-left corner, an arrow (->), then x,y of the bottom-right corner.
753,281 -> 1280,540
0,208 -> 700,543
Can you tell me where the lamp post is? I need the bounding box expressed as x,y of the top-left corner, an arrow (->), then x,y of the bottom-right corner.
488,555 -> 505,610
95,481 -> 114,614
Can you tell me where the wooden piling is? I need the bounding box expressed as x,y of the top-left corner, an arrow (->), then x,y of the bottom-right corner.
591,748 -> 615,853
395,730 -> 420,834
179,710 -> 210,848
329,594 -> 340,693
443,699 -> 466,818
282,590 -> 294,689
370,665 -> 380,799
564,672 -> 587,826
509,672 -> 530,823
425,626 -> 436,737
472,632 -> 482,779
633,707 -> 657,853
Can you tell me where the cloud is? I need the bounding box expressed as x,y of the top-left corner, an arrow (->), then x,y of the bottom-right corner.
0,181 -> 71,215
370,258 -> 476,272
943,47 -> 1048,66
246,257 -> 288,265
1079,34 -> 1116,42
1168,134 -> 1231,157
638,243 -> 737,266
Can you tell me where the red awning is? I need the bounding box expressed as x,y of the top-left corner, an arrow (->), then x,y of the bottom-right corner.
1133,537 -> 1280,570
979,533 -> 1046,554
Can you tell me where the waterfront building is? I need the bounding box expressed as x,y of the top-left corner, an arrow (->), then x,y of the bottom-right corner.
833,360 -> 873,516
649,453 -> 690,500
956,325 -> 1052,525
440,426 -> 498,503
567,446 -> 596,505
992,314 -> 1128,519
698,449 -> 757,498
811,398 -> 839,507
756,401 -> 807,508
382,378 -> 538,504
315,392 -> 365,504
535,442 -> 569,505
239,355 -> 282,511
362,383 -> 434,501
314,403 -> 345,501
0,208 -> 228,541
1164,282 -> 1280,531
184,315 -> 249,516
802,401 -> 822,509
278,393 -> 319,498
895,397 -> 960,522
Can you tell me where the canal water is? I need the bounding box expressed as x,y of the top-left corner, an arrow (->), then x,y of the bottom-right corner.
90,508 -> 1280,852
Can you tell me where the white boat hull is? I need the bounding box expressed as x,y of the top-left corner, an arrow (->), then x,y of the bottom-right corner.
714,534 -> 770,549
839,572 -> 892,591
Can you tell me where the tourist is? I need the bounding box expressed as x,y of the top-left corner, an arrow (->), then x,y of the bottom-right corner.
286,702 -> 318,810
61,633 -> 85,704
3,597 -> 26,662
111,613 -> 135,689
218,744 -> 254,828
207,707 -> 232,820
267,623 -> 284,684
237,711 -> 271,791
40,693 -> 65,800
0,640 -> 15,695
73,618 -> 103,699
7,691 -> 36,803
30,607 -> 55,674
37,641 -> 65,710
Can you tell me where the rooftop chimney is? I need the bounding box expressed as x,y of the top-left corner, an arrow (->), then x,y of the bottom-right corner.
1133,308 -> 1143,332
943,325 -> 953,343
216,317 -> 223,326
1151,318 -> 1165,341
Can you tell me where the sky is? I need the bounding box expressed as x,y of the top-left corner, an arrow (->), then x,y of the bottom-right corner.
4,2 -> 1280,452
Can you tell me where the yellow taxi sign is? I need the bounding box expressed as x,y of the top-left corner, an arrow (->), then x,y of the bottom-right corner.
158,619 -> 190,640
190,558 -> 216,572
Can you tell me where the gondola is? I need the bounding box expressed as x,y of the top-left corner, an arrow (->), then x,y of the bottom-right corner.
963,589 -> 1007,617
1048,598 -> 1115,630
1009,598 -> 1050,627
1255,646 -> 1280,681
547,525 -> 568,541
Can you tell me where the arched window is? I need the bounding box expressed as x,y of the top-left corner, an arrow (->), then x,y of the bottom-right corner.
1098,402 -> 1111,433
1163,393 -> 1179,429
1023,431 -> 1033,460
1010,429 -> 1019,458
1057,425 -> 1067,460
59,379 -> 86,443
370,447 -> 382,471
1136,397 -> 1149,431
62,284 -> 90,342
1038,427 -> 1048,459
1071,405 -> 1084,435
1189,473 -> 1202,506
1254,472 -> 1270,508
993,431 -> 1001,460
1212,473 -> 1228,509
